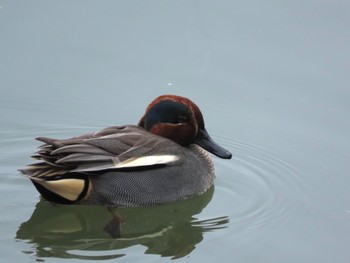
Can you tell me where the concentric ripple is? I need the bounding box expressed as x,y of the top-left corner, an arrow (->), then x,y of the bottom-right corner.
213,137 -> 313,239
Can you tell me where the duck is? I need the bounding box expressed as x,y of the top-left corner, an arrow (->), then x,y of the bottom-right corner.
20,95 -> 232,206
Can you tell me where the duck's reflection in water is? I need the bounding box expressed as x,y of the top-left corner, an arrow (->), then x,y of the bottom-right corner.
16,186 -> 229,260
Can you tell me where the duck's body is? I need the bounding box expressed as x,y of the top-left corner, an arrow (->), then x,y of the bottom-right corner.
20,95 -> 232,206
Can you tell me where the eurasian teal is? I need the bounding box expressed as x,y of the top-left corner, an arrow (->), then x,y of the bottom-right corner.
20,95 -> 232,206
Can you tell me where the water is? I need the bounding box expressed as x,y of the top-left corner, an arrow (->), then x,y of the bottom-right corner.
1,1 -> 350,262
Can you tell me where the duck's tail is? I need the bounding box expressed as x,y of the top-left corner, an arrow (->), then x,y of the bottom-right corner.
19,137 -> 90,204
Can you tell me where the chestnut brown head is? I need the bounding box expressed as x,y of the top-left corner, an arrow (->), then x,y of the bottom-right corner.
139,95 -> 232,159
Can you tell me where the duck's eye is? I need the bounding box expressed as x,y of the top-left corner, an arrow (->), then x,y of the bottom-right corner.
176,115 -> 188,123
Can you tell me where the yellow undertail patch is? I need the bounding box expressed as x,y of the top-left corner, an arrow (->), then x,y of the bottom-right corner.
33,178 -> 85,201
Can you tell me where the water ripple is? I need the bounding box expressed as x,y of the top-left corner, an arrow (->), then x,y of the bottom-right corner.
215,139 -> 312,238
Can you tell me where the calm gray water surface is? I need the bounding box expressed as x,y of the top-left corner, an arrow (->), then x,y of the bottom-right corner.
1,1 -> 350,262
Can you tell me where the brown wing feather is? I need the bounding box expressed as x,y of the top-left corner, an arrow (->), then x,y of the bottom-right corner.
20,125 -> 168,178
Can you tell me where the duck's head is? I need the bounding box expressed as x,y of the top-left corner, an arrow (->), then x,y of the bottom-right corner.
139,95 -> 232,159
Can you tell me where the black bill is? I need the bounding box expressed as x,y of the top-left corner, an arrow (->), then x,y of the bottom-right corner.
194,128 -> 232,159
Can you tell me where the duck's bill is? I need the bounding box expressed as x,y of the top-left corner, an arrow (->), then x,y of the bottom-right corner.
194,129 -> 232,159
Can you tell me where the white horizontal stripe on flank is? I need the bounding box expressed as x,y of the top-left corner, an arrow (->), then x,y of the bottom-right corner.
115,155 -> 179,168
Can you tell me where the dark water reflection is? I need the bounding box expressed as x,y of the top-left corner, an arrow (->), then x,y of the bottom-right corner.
16,186 -> 228,260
